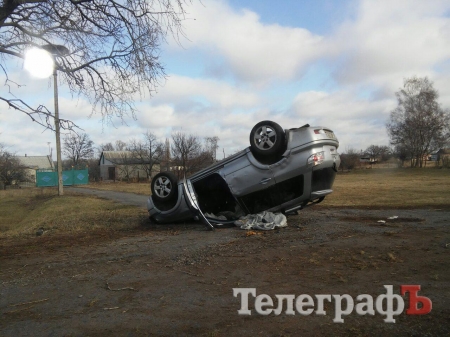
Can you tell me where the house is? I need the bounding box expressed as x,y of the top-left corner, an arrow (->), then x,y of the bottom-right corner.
359,156 -> 378,168
429,148 -> 450,167
429,148 -> 450,162
360,157 -> 378,163
98,151 -> 159,181
16,155 -> 54,182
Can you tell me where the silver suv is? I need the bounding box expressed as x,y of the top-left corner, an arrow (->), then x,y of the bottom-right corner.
147,120 -> 340,229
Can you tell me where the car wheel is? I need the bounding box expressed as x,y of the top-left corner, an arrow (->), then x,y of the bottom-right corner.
250,120 -> 286,157
151,172 -> 178,202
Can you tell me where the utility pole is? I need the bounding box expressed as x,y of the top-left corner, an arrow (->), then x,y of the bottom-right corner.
53,67 -> 63,196
43,44 -> 69,196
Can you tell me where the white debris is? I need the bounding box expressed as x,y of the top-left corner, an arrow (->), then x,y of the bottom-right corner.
387,216 -> 398,220
377,220 -> 386,224
235,211 -> 287,230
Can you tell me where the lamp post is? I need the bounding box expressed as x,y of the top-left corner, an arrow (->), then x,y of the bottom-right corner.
42,44 -> 69,196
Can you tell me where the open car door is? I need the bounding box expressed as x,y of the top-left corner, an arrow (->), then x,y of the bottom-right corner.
182,179 -> 215,231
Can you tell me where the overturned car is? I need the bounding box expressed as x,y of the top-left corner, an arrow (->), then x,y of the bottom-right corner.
147,120 -> 340,229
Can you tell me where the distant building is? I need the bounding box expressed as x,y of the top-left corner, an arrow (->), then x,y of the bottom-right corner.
98,151 -> 159,181
360,157 -> 378,163
429,148 -> 450,162
16,155 -> 54,182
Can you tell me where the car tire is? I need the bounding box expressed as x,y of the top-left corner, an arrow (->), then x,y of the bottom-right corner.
151,172 -> 178,202
249,120 -> 286,158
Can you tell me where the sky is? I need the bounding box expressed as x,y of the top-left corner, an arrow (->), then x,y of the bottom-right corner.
1,0 -> 450,159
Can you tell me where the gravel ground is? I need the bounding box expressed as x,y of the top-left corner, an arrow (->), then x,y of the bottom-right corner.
1,202 -> 449,336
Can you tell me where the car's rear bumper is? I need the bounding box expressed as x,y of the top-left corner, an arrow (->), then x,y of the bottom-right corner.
311,166 -> 337,194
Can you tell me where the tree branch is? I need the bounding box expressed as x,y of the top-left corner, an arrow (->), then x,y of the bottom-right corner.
0,97 -> 81,131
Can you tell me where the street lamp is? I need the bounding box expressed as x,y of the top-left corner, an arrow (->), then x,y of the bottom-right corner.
25,44 -> 69,196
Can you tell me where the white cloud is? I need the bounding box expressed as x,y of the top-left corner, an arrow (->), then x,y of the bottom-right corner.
290,89 -> 397,150
2,0 -> 450,159
328,0 -> 450,88
172,0 -> 324,83
0,108 -> 55,156
149,75 -> 260,108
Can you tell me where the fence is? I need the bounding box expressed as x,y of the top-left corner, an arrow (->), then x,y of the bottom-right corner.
36,168 -> 89,187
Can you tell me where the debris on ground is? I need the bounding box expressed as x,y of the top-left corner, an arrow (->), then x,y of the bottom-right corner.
234,211 -> 287,230
378,216 -> 399,223
245,231 -> 259,236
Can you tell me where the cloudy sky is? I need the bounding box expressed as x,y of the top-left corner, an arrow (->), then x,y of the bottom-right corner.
1,0 -> 450,158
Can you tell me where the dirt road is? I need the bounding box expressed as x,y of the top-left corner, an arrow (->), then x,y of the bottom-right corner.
66,187 -> 149,207
1,205 -> 449,336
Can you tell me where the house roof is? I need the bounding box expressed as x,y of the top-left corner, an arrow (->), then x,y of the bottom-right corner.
100,151 -> 154,165
16,155 -> 53,169
432,148 -> 450,155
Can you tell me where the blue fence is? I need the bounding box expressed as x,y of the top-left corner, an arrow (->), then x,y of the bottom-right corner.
36,168 -> 89,187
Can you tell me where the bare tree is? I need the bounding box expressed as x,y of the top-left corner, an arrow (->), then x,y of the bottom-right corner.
86,158 -> 101,182
364,145 -> 391,162
386,76 -> 450,167
97,141 -> 129,156
129,131 -> 163,179
115,140 -> 127,151
96,142 -> 114,157
171,132 -> 202,176
98,142 -> 115,152
379,146 -> 392,162
63,132 -> 94,166
0,0 -> 193,130
170,133 -> 219,176
0,146 -> 26,188
339,148 -> 360,171
188,150 -> 214,174
393,144 -> 409,168
205,136 -> 219,162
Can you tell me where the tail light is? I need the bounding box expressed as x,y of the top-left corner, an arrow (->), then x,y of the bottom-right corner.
307,151 -> 325,166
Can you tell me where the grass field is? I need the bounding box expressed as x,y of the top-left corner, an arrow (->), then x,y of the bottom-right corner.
0,188 -> 147,238
1,168 -> 449,238
326,168 -> 450,207
77,181 -> 151,195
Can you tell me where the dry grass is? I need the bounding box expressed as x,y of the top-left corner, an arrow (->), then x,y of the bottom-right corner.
326,168 -> 450,207
0,188 -> 147,238
84,168 -> 450,208
77,181 -> 150,195
1,168 -> 448,238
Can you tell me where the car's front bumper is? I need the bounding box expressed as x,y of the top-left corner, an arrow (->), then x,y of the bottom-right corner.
147,181 -> 215,230
147,184 -> 193,223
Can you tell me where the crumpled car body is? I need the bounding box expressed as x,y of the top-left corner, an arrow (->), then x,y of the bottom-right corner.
147,121 -> 340,229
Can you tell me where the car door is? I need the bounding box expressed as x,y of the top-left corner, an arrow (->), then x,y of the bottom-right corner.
221,151 -> 277,214
223,150 -> 275,197
182,179 -> 215,230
